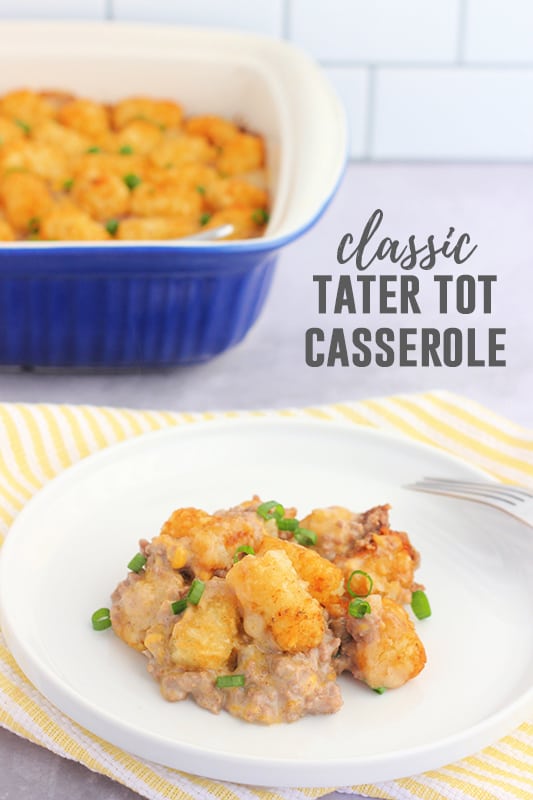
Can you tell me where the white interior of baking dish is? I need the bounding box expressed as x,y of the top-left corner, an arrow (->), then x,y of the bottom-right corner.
0,22 -> 347,249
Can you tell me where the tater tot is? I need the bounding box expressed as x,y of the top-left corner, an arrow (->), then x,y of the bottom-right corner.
130,181 -> 203,219
204,177 -> 268,212
226,549 -> 326,653
257,536 -> 346,618
116,216 -> 198,241
0,217 -> 15,241
0,89 -> 55,128
185,115 -> 240,146
149,135 -> 217,169
71,171 -> 130,221
110,119 -> 163,156
73,152 -> 148,182
0,171 -> 53,233
217,132 -> 265,175
169,579 -> 240,670
0,139 -> 68,185
32,119 -> 90,158
40,203 -> 110,241
345,595 -> 426,689
0,116 -> 25,146
57,98 -> 110,141
112,96 -> 183,131
341,531 -> 419,606
205,207 -> 267,240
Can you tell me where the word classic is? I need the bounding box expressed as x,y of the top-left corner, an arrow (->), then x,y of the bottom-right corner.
306,209 -> 506,368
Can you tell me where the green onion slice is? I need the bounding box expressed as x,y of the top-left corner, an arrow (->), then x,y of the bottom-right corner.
277,517 -> 299,532
347,569 -> 373,598
15,119 -> 31,134
348,597 -> 371,619
91,607 -> 111,631
233,545 -> 255,563
106,218 -> 119,236
252,208 -> 269,225
127,553 -> 147,572
86,145 -> 101,154
171,598 -> 188,615
27,217 -> 40,234
411,590 -> 431,620
196,185 -> 206,195
199,212 -> 211,226
216,674 -> 245,688
119,144 -> 133,155
373,686 -> 386,694
293,527 -> 317,547
123,173 -> 141,190
186,578 -> 205,605
63,178 -> 74,192
256,501 -> 285,521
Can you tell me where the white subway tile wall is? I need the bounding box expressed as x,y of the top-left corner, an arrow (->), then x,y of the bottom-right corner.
1,0 -> 531,161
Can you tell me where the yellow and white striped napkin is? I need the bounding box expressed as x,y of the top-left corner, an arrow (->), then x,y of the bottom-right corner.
0,390 -> 532,800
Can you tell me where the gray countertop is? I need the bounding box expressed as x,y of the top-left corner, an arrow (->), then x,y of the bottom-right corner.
0,162 -> 532,800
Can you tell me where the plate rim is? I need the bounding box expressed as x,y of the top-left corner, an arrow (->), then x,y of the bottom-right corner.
1,415 -> 532,786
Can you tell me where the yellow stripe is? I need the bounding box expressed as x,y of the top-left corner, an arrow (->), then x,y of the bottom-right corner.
15,405 -> 57,480
157,409 -> 181,426
116,408 -> 147,437
359,398 -> 455,451
413,771 -> 500,800
78,406 -> 110,450
347,786 -> 397,800
426,394 -> 533,453
179,412 -> 197,425
35,405 -> 73,471
331,403 -> 375,427
302,407 -> 335,420
394,776 -> 452,800
0,407 -> 40,495
463,755 -> 533,785
58,405 -> 92,459
390,397 -> 533,477
504,735 -> 533,759
0,706 -> 42,746
140,409 -> 166,431
186,771 -> 255,800
447,764 -> 532,798
0,503 -> 16,527
484,745 -> 533,775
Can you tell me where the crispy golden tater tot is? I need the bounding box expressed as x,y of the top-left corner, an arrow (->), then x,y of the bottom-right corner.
257,536 -> 346,619
0,139 -> 68,185
0,216 -> 15,241
217,132 -> 265,175
57,98 -> 110,141
73,151 -> 148,182
344,595 -> 426,689
227,549 -> 326,653
71,171 -> 130,221
185,115 -> 239,146
130,181 -> 203,219
32,119 -> 90,158
169,579 -> 240,671
0,171 -> 53,233
161,506 -> 266,579
112,96 -> 183,131
0,116 -> 25,147
149,135 -> 217,169
205,207 -> 266,240
0,89 -> 55,128
110,119 -> 163,156
204,177 -> 268,212
40,202 -> 110,241
116,216 -> 198,241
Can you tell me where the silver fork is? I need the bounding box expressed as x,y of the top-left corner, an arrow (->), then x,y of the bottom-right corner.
405,476 -> 533,528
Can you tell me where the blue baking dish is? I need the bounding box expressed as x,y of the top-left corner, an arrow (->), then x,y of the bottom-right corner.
0,23 -> 347,367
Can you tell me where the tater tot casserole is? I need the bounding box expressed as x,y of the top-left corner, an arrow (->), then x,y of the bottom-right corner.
0,23 -> 346,367
0,89 -> 270,242
96,496 -> 429,725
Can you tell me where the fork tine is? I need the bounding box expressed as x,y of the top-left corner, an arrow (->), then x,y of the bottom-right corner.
409,481 -> 519,506
422,477 -> 533,502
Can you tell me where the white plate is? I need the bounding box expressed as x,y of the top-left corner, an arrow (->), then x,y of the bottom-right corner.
1,418 -> 532,787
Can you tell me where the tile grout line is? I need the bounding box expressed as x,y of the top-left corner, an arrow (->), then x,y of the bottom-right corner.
282,0 -> 292,39
457,0 -> 468,63
363,65 -> 376,161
